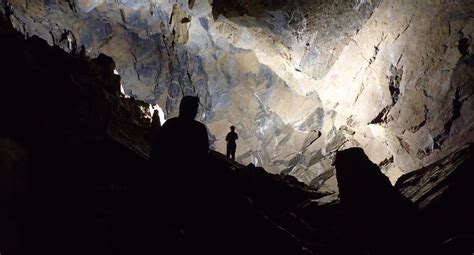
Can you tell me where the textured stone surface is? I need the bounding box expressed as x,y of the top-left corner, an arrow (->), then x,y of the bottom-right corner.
1,0 -> 473,188
395,144 -> 473,210
395,144 -> 474,250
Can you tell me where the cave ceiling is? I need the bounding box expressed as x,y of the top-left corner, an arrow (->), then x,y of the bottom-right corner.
1,0 -> 473,188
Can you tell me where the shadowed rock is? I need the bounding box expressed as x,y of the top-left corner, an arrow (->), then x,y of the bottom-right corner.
396,144 -> 474,255
0,15 -> 314,255
335,147 -> 420,255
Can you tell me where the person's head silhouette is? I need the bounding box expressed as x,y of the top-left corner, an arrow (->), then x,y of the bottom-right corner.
230,126 -> 235,132
179,95 -> 200,119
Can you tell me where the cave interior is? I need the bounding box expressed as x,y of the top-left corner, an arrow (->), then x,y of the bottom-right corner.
1,1 -> 474,255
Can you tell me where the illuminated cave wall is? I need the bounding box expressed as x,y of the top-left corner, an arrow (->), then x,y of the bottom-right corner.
2,0 -> 473,189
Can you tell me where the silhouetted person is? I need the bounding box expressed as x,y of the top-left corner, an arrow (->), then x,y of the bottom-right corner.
150,96 -> 209,165
225,126 -> 238,160
149,109 -> 161,146
151,109 -> 161,130
148,96 -> 209,254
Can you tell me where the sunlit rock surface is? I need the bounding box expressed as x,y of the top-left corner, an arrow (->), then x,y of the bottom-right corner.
1,0 -> 473,188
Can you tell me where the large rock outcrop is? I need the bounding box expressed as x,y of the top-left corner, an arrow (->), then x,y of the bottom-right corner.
396,144 -> 474,253
0,17 -> 153,254
334,148 -> 421,255
1,0 -> 473,189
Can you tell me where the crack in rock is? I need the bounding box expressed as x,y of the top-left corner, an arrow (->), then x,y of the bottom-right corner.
434,87 -> 463,149
369,64 -> 403,124
394,13 -> 414,41
398,136 -> 411,153
378,155 -> 394,172
408,105 -> 428,133
388,64 -> 403,104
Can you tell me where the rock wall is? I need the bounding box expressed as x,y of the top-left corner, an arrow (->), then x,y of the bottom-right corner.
1,0 -> 473,189
0,15 -> 155,254
316,0 -> 474,185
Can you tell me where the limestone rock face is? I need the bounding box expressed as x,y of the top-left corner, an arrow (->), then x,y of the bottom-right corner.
1,0 -> 473,188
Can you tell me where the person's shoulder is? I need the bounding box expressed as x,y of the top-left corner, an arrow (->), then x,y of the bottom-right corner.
192,120 -> 208,132
160,117 -> 180,129
192,119 -> 205,127
163,117 -> 179,124
167,117 -> 179,122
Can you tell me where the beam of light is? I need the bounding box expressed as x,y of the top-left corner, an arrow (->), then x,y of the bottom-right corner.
120,84 -> 129,97
114,69 -> 130,98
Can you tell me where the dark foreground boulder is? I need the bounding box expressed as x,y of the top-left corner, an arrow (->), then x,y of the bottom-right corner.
335,148 -> 420,255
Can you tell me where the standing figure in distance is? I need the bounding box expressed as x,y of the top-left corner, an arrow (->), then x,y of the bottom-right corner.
225,126 -> 238,160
